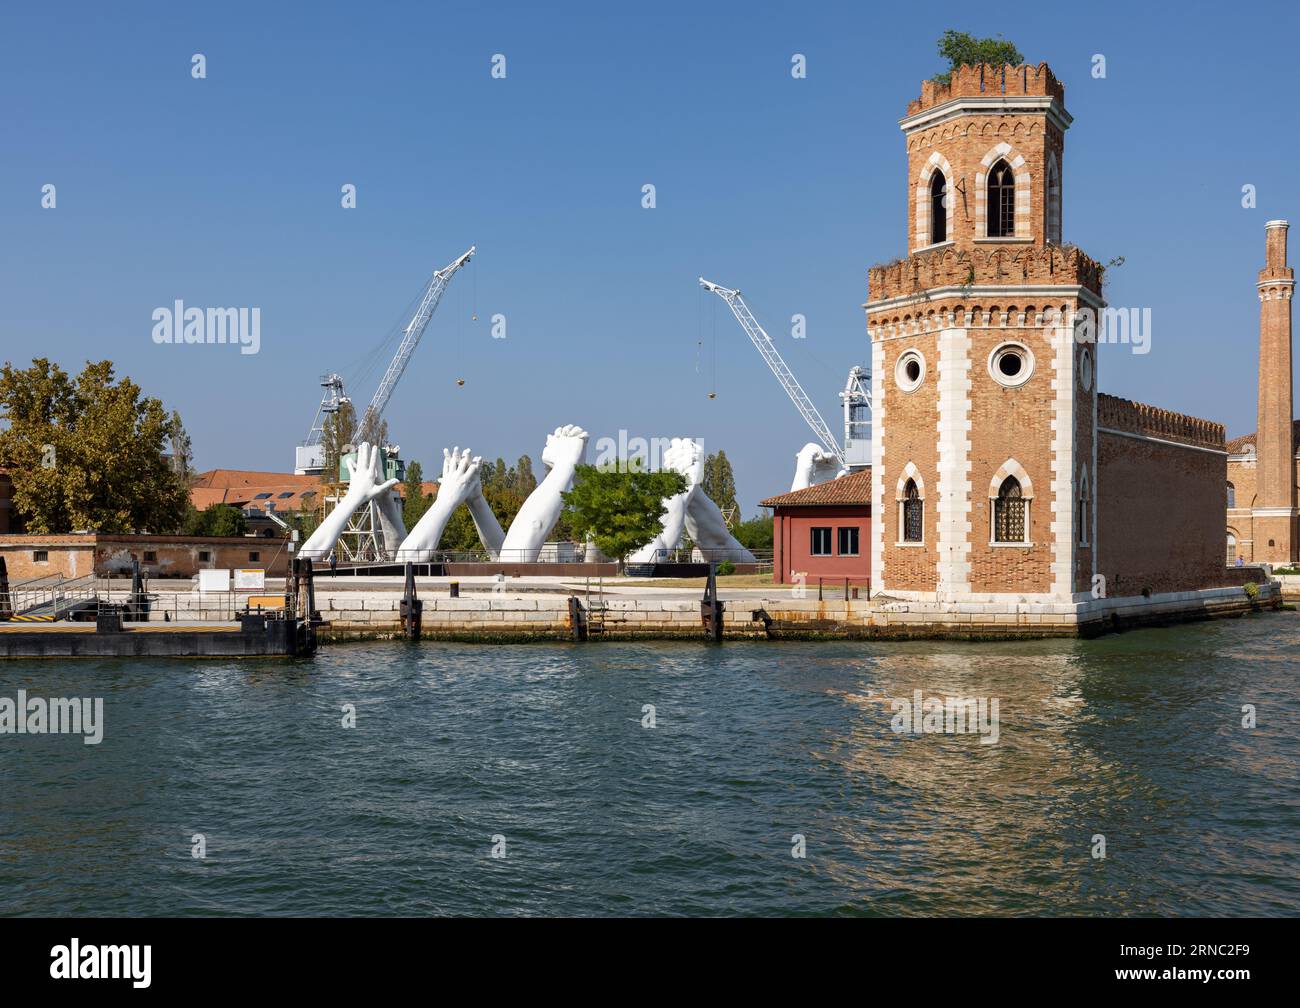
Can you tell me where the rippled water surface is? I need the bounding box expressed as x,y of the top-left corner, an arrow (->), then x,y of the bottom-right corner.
2,613 -> 1298,916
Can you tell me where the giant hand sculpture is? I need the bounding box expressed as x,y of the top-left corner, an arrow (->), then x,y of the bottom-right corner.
465,468 -> 505,558
628,437 -> 704,564
300,442 -> 400,560
396,447 -> 489,562
374,487 -> 408,555
684,449 -> 756,563
791,442 -> 841,491
499,424 -> 588,561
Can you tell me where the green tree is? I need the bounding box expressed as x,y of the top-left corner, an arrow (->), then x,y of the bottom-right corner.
514,454 -> 537,496
734,511 -> 774,552
321,400 -> 357,484
932,30 -> 1024,85
402,460 -> 434,530
168,409 -> 194,482
0,358 -> 189,534
184,502 -> 247,537
562,463 -> 687,566
701,450 -> 739,517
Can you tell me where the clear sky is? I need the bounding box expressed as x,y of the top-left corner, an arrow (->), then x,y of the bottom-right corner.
3,0 -> 1298,511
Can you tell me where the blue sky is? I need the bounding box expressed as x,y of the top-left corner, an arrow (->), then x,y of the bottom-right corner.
2,0 -> 1298,511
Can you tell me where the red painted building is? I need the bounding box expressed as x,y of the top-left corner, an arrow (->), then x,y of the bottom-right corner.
761,469 -> 872,586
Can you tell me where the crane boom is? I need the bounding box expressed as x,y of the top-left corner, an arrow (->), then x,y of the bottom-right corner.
699,277 -> 847,469
360,245 -> 475,438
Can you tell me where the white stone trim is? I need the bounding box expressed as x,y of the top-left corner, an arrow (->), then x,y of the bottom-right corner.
916,152 -> 956,249
975,142 -> 1032,240
870,338 -> 886,591
1097,427 -> 1228,456
1049,325 -> 1076,597
936,327 -> 972,596
866,283 -> 1106,315
1045,151 -> 1062,244
987,458 -> 1034,499
898,95 -> 1072,135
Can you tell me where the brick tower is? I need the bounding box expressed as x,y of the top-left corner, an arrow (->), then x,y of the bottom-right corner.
1253,220 -> 1296,563
865,63 -> 1104,602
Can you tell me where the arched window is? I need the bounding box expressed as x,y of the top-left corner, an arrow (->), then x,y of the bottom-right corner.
1226,533 -> 1237,565
1226,482 -> 1236,508
903,478 -> 923,542
993,475 -> 1026,543
1045,157 -> 1062,244
930,171 -> 947,244
987,159 -> 1015,238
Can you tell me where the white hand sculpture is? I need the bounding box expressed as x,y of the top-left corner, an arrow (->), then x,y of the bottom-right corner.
300,442 -> 400,560
465,471 -> 505,557
790,442 -> 840,491
396,447 -> 486,562
374,487 -> 408,555
500,424 -> 589,562
684,481 -> 756,564
628,437 -> 703,564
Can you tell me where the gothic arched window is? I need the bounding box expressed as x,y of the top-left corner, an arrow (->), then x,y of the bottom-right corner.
1227,482 -> 1236,508
993,475 -> 1026,543
987,159 -> 1015,238
1046,157 -> 1062,244
930,171 -> 947,244
903,478 -> 923,542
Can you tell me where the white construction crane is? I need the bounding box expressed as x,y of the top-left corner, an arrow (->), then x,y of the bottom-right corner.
358,245 -> 475,442
699,278 -> 871,471
295,373 -> 349,475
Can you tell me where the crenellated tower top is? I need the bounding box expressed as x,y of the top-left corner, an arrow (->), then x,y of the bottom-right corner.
906,62 -> 1065,118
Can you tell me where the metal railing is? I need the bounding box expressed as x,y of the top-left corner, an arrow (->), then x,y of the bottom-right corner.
4,573 -> 98,619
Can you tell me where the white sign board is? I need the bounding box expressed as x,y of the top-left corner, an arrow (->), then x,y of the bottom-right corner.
233,568 -> 266,591
198,568 -> 231,593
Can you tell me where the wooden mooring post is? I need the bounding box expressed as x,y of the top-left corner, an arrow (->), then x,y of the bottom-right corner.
400,562 -> 423,640
701,563 -> 724,642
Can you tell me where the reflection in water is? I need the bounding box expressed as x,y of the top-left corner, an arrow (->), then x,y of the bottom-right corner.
0,615 -> 1297,916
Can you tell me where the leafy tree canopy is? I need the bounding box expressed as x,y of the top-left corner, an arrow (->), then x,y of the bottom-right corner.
0,358 -> 189,534
933,31 -> 1024,85
183,502 -> 247,538
733,512 -> 774,552
562,463 -> 687,564
701,450 -> 738,517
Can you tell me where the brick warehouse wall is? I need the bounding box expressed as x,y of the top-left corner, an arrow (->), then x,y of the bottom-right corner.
0,534 -> 292,580
1096,432 -> 1227,597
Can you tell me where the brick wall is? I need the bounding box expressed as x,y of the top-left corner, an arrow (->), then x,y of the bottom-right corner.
1096,432 -> 1226,596
0,534 -> 292,580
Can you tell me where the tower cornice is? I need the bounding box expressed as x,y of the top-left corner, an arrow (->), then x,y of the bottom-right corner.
900,95 -> 1072,135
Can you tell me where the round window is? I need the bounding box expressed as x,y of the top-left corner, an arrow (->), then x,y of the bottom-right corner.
1079,349 -> 1093,391
988,342 -> 1034,388
895,350 -> 925,392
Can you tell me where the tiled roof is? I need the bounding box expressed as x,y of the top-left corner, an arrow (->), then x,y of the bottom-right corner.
760,468 -> 873,507
1225,420 -> 1300,454
193,469 -> 321,490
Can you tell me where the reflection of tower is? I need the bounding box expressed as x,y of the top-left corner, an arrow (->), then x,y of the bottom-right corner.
1253,220 -> 1296,563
